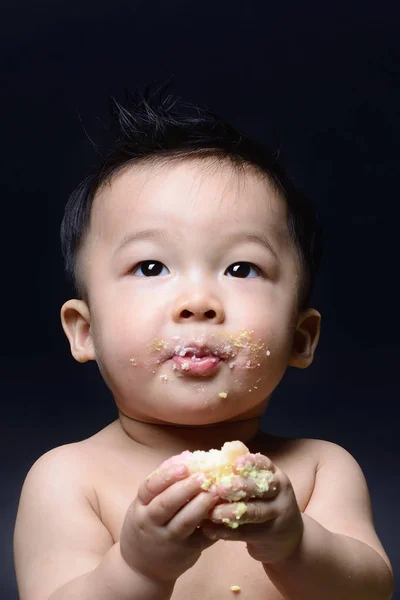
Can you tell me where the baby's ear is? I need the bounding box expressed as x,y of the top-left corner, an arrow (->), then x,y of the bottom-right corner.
289,308 -> 321,369
60,299 -> 96,363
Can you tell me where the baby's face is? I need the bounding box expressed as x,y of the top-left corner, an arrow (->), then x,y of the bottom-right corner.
79,159 -> 303,425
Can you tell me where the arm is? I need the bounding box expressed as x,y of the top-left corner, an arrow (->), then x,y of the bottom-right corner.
49,543 -> 174,600
264,513 -> 393,600
263,442 -> 394,600
13,446 -> 173,600
202,440 -> 393,600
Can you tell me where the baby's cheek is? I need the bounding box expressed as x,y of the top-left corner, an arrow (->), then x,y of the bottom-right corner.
233,343 -> 276,395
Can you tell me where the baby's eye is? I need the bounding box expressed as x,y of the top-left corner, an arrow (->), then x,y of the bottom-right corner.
132,260 -> 169,277
225,262 -> 261,278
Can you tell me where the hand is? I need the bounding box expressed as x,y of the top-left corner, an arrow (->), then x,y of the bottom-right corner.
119,458 -> 220,584
201,452 -> 304,565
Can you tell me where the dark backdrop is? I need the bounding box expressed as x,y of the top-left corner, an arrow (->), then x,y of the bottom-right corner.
1,1 -> 398,598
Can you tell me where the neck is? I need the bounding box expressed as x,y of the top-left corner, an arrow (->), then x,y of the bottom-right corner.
117,411 -> 266,456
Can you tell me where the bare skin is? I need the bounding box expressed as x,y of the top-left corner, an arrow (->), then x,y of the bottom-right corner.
14,416 -> 393,600
13,159 -> 393,600
66,420 -> 319,600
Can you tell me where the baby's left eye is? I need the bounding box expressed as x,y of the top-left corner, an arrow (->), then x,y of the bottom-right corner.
225,262 -> 262,278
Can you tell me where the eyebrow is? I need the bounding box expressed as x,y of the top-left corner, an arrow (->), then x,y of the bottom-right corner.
113,228 -> 281,259
229,232 -> 281,260
113,229 -> 169,257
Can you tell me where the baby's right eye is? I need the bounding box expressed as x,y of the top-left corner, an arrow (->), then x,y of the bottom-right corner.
131,260 -> 169,277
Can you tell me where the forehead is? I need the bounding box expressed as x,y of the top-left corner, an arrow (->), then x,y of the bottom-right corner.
89,158 -> 291,246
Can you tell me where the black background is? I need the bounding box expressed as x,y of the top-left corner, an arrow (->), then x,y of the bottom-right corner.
1,1 -> 399,598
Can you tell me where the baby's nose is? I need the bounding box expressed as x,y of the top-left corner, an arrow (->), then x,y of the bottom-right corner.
172,293 -> 225,323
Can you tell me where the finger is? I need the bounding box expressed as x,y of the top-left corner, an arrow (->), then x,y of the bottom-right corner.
209,500 -> 278,527
147,473 -> 213,526
138,463 -> 190,505
158,451 -> 192,470
202,511 -> 279,543
167,490 -> 220,538
215,472 -> 278,501
234,452 -> 276,473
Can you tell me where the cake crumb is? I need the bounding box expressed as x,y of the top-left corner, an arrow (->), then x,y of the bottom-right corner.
149,339 -> 167,352
218,391 -> 228,398
129,358 -> 137,366
230,585 -> 241,592
266,350 -> 271,356
159,375 -> 169,383
146,469 -> 158,480
181,362 -> 190,370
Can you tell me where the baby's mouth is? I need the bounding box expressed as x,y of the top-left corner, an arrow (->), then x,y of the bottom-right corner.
171,346 -> 222,377
147,330 -> 271,376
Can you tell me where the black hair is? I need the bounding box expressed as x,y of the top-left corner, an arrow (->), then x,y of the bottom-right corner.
60,86 -> 323,308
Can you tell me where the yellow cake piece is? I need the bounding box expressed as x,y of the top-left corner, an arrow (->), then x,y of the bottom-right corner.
185,441 -> 274,506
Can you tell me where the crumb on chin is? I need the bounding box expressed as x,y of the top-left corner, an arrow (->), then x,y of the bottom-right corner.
218,391 -> 228,398
230,585 -> 241,592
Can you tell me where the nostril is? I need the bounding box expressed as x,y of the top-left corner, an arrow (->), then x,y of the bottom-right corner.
180,309 -> 217,319
205,310 -> 216,319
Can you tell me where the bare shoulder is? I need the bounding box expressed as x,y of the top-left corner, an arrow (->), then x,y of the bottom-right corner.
252,431 -> 326,466
21,440 -> 99,508
302,438 -> 393,576
14,441 -> 113,600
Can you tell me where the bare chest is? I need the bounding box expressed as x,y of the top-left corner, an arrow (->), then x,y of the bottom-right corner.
88,437 -> 316,600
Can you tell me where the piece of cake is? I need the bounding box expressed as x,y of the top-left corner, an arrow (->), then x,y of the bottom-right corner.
154,441 -> 274,528
184,441 -> 274,530
185,440 -> 274,500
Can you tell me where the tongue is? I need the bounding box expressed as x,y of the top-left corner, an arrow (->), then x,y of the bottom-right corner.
173,355 -> 220,376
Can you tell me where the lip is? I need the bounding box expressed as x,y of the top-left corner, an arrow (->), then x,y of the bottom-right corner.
169,340 -> 233,360
172,354 -> 221,376
173,344 -> 221,358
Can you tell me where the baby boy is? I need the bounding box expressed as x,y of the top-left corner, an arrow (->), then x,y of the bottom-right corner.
13,90 -> 393,600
